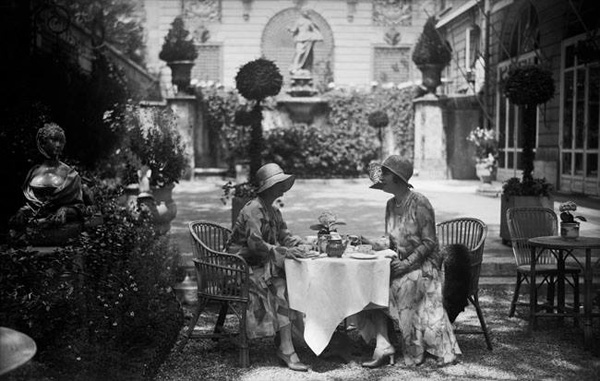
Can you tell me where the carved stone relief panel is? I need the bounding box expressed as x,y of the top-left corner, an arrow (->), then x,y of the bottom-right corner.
373,0 -> 412,26
182,0 -> 221,43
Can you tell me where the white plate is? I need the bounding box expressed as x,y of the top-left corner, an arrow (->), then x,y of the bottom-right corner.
349,253 -> 377,260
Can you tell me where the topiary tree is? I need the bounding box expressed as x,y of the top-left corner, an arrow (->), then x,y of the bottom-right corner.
503,64 -> 554,185
158,17 -> 198,62
412,16 -> 452,67
234,58 -> 283,183
412,16 -> 452,94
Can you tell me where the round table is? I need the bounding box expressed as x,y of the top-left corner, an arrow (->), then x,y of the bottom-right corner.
528,236 -> 600,350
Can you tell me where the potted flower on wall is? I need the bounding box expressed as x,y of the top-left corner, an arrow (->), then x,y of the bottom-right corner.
467,126 -> 498,184
159,17 -> 198,94
411,16 -> 452,94
499,63 -> 556,244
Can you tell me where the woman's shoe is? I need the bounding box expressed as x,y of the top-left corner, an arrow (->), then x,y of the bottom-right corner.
362,346 -> 395,368
276,350 -> 309,372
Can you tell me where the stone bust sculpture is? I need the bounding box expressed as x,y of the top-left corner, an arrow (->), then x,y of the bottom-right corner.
10,123 -> 91,240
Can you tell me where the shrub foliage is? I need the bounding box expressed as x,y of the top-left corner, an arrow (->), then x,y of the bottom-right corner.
0,185 -> 183,380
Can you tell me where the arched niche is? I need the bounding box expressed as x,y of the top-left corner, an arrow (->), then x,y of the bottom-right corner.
261,8 -> 334,91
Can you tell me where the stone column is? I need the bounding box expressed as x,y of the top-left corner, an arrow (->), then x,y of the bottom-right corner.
413,94 -> 449,179
166,95 -> 196,180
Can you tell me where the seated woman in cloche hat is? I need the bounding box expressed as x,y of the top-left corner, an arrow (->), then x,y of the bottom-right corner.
356,155 -> 461,368
226,163 -> 310,372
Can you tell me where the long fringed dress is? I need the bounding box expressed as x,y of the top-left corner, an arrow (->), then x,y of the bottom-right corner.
386,191 -> 461,365
227,197 -> 299,339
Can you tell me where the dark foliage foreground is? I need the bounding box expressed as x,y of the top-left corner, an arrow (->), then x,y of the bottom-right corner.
0,186 -> 184,381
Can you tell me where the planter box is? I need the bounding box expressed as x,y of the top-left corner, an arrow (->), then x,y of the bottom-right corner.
500,195 -> 554,244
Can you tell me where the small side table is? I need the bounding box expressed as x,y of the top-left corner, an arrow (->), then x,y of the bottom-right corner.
528,236 -> 600,350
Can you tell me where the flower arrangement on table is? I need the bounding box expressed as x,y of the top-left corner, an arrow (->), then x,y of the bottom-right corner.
309,211 -> 346,235
558,201 -> 587,224
309,211 -> 347,256
558,201 -> 586,239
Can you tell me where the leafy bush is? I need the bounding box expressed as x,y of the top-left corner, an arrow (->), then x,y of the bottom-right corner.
107,103 -> 189,187
0,184 -> 183,380
502,177 -> 553,197
264,124 -> 378,178
503,64 -> 555,106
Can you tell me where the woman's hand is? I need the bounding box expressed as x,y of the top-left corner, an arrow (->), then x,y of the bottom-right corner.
390,258 -> 409,278
285,247 -> 306,261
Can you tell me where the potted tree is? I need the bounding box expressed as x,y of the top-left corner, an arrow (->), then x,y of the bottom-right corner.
159,17 -> 198,94
499,64 -> 556,244
412,16 -> 452,94
121,105 -> 189,234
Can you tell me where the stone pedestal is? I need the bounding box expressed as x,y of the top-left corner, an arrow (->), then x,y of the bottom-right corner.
413,94 -> 449,179
166,95 -> 197,179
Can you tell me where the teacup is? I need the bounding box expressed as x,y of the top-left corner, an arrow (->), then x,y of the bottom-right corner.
356,244 -> 373,253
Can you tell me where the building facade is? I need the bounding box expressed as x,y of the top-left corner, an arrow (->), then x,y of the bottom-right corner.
142,0 -> 462,91
439,0 -> 600,196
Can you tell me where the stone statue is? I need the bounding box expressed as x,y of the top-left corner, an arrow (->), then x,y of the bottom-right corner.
288,11 -> 323,75
9,123 -> 96,244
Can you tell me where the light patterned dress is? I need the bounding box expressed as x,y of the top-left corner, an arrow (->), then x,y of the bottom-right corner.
227,197 -> 299,339
386,191 -> 461,365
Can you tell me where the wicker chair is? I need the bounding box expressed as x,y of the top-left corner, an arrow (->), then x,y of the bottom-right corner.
506,207 -> 580,319
178,221 -> 251,367
437,217 -> 492,350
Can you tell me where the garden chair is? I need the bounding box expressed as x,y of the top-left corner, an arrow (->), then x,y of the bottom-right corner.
506,207 -> 580,319
437,217 -> 493,350
178,220 -> 251,367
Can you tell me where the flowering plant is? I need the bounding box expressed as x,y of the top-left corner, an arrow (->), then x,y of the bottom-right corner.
310,211 -> 346,234
467,127 -> 498,162
558,201 -> 587,223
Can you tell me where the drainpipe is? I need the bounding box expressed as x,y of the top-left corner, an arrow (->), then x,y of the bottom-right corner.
483,0 -> 491,130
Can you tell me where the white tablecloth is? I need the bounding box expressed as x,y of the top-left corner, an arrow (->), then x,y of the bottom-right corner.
285,256 -> 391,355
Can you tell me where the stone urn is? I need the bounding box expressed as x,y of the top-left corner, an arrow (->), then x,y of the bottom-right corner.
167,60 -> 195,94
417,63 -> 445,94
151,183 -> 178,234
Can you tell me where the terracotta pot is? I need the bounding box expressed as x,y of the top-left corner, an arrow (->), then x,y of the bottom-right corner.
560,222 -> 579,240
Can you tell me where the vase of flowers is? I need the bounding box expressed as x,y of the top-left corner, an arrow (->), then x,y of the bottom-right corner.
467,127 -> 498,184
309,211 -> 346,253
558,201 -> 586,240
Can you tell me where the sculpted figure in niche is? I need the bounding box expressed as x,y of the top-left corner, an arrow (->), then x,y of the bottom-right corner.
10,123 -> 91,230
288,10 -> 323,75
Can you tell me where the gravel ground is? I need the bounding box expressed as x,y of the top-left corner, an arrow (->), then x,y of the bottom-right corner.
155,288 -> 600,381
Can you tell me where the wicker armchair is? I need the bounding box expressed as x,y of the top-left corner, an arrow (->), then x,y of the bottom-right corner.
178,221 -> 251,367
437,217 -> 492,350
506,207 -> 580,318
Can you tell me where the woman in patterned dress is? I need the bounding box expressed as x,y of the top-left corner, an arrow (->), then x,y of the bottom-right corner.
357,155 -> 461,368
227,163 -> 309,371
